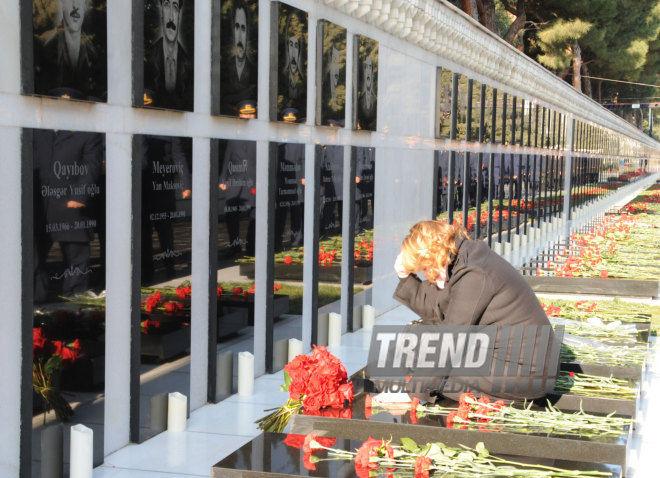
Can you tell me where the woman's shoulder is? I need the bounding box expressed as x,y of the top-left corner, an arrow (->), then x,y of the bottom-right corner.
456,237 -> 492,263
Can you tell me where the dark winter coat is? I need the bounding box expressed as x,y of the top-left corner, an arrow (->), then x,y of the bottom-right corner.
393,236 -> 557,401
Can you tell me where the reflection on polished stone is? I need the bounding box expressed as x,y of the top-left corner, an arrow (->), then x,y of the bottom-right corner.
287,390 -> 631,471
212,430 -> 622,477
138,134 -> 193,442
31,127 -> 107,472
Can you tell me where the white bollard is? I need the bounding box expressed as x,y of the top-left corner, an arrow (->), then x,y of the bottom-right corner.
69,424 -> 93,478
362,305 -> 375,330
328,312 -> 342,347
167,392 -> 187,432
237,351 -> 254,396
288,338 -> 303,362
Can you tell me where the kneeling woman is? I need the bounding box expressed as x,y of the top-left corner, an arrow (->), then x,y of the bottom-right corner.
393,220 -> 557,401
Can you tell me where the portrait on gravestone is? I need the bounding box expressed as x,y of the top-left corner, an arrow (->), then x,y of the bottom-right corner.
143,0 -> 195,111
316,21 -> 346,127
353,35 -> 378,131
220,0 -> 258,117
31,0 -> 107,101
274,3 -> 308,123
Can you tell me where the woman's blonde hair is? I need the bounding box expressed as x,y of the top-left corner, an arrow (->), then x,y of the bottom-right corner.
400,221 -> 468,282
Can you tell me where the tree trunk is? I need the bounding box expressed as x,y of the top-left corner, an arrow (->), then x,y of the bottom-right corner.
636,108 -> 643,129
571,41 -> 582,91
503,0 -> 527,45
596,80 -> 602,103
476,0 -> 496,32
581,63 -> 592,98
462,0 -> 480,21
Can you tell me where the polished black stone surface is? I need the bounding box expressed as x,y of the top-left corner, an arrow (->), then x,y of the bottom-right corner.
288,392 -> 631,469
523,275 -> 660,297
212,431 -> 622,477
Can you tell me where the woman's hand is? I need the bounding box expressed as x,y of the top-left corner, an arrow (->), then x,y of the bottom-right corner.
394,253 -> 411,278
436,266 -> 447,289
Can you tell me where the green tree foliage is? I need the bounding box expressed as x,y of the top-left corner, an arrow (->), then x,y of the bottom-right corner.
535,19 -> 592,71
527,0 -> 660,98
452,0 -> 660,105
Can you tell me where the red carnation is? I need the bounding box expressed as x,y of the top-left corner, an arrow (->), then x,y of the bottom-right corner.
338,382 -> 354,403
458,392 -> 476,407
410,397 -> 420,424
284,256 -> 293,265
33,328 -> 47,354
414,455 -> 432,478
365,394 -> 373,419
302,392 -> 324,412
354,437 -> 390,477
340,407 -> 353,420
302,433 -> 319,454
447,410 -> 457,428
492,400 -> 506,412
302,452 -> 317,471
302,433 -> 336,454
283,434 -> 306,449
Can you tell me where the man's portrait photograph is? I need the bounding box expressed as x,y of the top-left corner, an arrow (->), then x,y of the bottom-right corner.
142,0 -> 195,111
219,0 -> 258,118
272,2 -> 308,123
316,20 -> 346,128
353,35 -> 378,131
31,0 -> 107,101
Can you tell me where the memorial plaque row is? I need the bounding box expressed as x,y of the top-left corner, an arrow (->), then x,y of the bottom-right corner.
25,0 -> 379,129
24,1 -> 620,154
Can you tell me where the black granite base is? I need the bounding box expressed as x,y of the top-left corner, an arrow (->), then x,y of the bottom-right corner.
141,326 -> 190,361
355,375 -> 639,419
239,263 -> 373,284
218,294 -> 290,327
522,276 -> 659,297
212,431 -> 623,477
288,393 -> 633,472
560,361 -> 645,382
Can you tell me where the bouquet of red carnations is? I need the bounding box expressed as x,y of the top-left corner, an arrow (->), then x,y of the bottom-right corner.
255,345 -> 354,432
